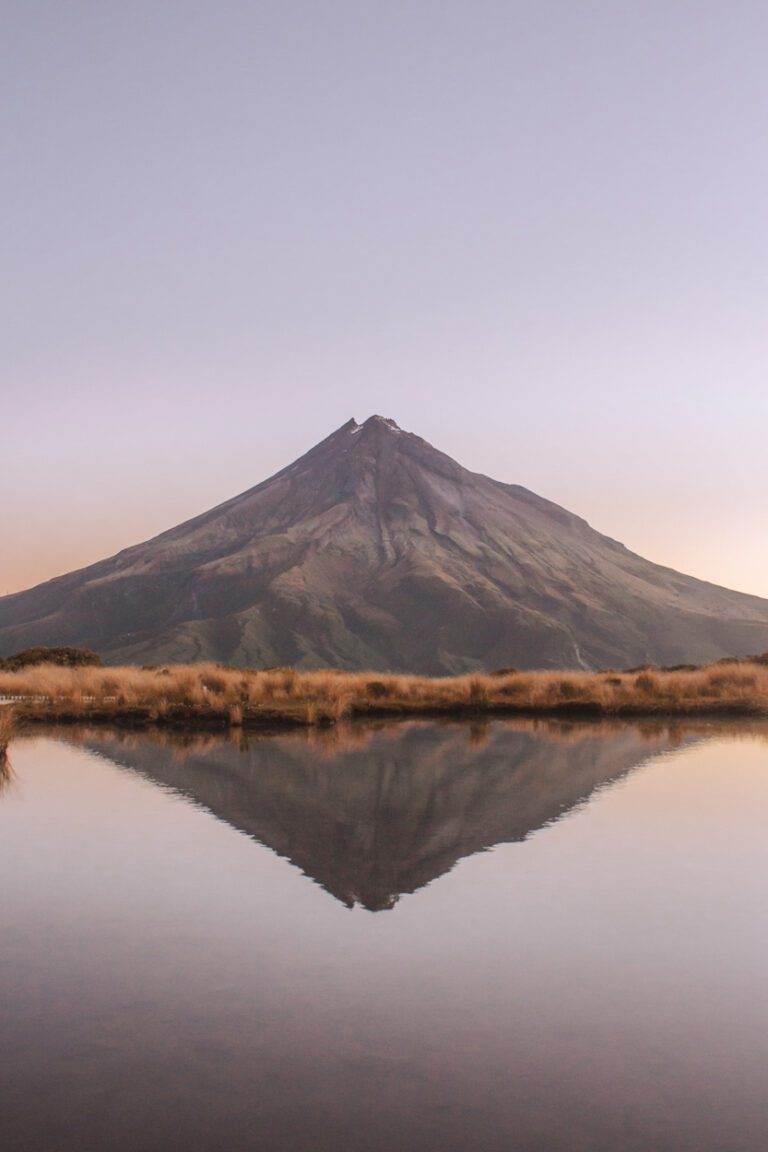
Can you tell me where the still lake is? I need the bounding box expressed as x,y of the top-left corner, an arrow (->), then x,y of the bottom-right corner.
2,719 -> 767,1151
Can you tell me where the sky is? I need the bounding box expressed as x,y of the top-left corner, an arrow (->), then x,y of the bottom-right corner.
2,0 -> 767,597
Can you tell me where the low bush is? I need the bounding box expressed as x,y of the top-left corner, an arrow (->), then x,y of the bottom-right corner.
0,646 -> 101,672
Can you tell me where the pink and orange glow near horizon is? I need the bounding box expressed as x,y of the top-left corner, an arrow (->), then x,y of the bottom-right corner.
2,4 -> 767,599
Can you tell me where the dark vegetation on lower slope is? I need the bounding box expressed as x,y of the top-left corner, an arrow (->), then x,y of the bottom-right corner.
0,646 -> 101,672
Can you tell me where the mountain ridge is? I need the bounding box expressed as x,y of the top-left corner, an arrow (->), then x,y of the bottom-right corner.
2,415 -> 768,671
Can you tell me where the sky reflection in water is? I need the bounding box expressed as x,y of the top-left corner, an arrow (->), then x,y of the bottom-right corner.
2,718 -> 768,1152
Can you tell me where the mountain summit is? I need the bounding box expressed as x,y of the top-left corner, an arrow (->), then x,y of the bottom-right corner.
2,416 -> 768,671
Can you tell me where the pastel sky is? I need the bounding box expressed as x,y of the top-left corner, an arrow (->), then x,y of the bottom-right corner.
2,1 -> 767,597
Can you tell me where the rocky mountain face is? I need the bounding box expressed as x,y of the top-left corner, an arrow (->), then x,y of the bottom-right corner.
2,414 -> 768,671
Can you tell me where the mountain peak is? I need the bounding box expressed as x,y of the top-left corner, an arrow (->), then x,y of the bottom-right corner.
363,414 -> 401,430
345,415 -> 403,436
2,417 -> 768,672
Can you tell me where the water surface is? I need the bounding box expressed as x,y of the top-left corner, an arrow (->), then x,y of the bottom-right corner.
2,719 -> 768,1151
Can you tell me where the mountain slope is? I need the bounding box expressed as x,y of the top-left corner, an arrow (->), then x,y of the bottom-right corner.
2,415 -> 768,671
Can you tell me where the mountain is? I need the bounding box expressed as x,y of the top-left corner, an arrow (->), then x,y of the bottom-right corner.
2,414 -> 768,671
70,720 -> 681,910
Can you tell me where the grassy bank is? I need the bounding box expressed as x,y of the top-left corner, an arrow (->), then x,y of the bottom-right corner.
2,661 -> 768,730
0,706 -> 14,754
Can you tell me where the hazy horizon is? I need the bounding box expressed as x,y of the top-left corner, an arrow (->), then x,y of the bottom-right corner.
3,2 -> 767,598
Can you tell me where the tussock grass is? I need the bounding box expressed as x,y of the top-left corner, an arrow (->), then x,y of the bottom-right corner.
2,660 -> 768,730
0,708 -> 15,788
0,706 -> 15,752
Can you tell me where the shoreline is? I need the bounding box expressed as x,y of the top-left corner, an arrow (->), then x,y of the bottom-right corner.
3,659 -> 768,732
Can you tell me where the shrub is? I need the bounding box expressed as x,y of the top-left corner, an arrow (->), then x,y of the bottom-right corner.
0,647 -> 101,672
365,680 -> 388,699
556,679 -> 580,700
499,679 -> 525,697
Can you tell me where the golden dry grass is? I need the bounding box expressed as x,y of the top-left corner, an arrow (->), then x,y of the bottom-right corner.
0,706 -> 14,754
2,661 -> 768,730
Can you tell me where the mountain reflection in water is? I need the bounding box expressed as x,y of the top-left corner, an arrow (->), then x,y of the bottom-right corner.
4,719 -> 768,1152
64,718 -> 696,910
